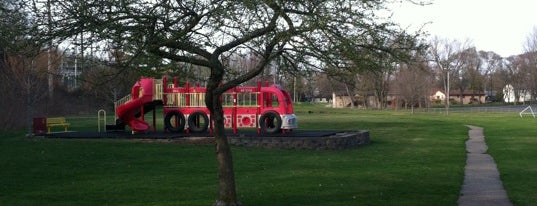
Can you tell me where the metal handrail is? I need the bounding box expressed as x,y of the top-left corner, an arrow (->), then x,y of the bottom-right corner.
97,109 -> 106,132
114,94 -> 132,119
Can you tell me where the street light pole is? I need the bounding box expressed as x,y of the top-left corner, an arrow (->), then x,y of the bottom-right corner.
446,70 -> 450,115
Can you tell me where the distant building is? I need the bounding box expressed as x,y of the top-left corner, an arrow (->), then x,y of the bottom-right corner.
331,92 -> 397,109
503,84 -> 533,103
59,56 -> 84,91
331,88 -> 491,108
430,90 -> 486,104
431,90 -> 446,103
332,93 -> 354,108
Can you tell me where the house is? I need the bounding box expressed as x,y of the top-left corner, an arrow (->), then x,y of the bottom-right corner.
332,89 -> 487,108
331,92 -> 399,108
430,90 -> 486,104
431,90 -> 446,103
332,93 -> 357,108
503,84 -> 533,103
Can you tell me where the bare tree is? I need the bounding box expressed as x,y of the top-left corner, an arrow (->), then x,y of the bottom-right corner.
524,26 -> 537,53
2,49 -> 49,134
324,31 -> 424,109
523,27 -> 537,104
362,60 -> 395,109
493,27 -> 537,105
0,0 -> 50,131
428,37 -> 469,114
502,56 -> 522,104
458,47 -> 482,104
507,53 -> 537,104
394,53 -> 432,113
314,73 -> 340,101
478,50 -> 503,102
80,61 -> 139,109
325,67 -> 362,108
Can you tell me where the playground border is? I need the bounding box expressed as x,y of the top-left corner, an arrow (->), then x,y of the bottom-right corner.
43,130 -> 370,150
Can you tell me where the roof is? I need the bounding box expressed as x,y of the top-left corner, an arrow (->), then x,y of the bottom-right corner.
432,90 -> 485,96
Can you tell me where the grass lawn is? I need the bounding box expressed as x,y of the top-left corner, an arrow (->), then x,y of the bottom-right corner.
455,112 -> 537,206
0,104 -> 535,205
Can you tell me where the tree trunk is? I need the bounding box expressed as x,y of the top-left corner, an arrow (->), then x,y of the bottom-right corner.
206,64 -> 241,206
344,84 -> 356,108
211,106 -> 240,206
26,76 -> 33,136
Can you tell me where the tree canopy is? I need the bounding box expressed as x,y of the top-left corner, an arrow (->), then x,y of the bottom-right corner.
29,0 -> 423,205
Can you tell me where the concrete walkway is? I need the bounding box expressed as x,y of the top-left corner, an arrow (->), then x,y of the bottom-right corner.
458,125 -> 512,206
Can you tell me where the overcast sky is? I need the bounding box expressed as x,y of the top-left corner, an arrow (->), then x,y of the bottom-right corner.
390,0 -> 537,57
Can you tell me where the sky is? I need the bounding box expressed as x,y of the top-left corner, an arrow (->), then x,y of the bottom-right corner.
390,0 -> 537,57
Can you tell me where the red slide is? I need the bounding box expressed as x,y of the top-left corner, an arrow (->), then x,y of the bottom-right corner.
116,78 -> 155,133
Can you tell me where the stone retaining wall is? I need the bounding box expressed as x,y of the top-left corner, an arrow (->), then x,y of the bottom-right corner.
229,131 -> 369,150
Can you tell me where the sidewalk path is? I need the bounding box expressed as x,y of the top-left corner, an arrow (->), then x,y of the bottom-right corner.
458,125 -> 512,206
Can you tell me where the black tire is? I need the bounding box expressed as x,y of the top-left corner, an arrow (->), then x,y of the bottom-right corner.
259,111 -> 282,134
164,111 -> 185,133
187,111 -> 209,133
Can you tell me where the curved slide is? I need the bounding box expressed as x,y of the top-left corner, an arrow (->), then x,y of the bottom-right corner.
116,97 -> 152,132
116,78 -> 155,133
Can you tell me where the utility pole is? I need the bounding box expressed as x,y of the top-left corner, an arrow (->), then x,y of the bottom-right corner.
293,76 -> 296,103
47,0 -> 54,97
446,70 -> 450,115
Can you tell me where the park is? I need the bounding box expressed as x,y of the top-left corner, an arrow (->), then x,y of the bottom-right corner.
3,1 -> 537,205
2,104 -> 537,205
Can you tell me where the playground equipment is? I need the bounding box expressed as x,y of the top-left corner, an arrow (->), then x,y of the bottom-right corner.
112,77 -> 297,134
519,105 -> 536,118
97,109 -> 107,132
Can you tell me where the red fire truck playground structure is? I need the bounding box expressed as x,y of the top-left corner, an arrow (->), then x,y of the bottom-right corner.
113,77 -> 298,134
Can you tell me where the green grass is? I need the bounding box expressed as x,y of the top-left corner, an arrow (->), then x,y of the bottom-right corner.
1,104 -> 536,205
452,113 -> 537,206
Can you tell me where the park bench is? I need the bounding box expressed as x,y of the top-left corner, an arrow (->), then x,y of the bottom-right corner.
47,117 -> 70,134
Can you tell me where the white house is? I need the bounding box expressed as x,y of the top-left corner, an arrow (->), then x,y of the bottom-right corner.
503,84 -> 533,103
431,90 -> 446,102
